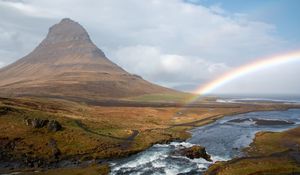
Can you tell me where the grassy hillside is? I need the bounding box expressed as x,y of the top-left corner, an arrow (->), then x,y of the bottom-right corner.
126,92 -> 217,103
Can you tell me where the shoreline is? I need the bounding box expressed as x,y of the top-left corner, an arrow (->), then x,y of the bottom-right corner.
205,122 -> 300,174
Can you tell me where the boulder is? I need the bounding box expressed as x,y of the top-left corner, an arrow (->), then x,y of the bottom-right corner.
173,145 -> 212,162
31,118 -> 49,128
47,120 -> 62,132
24,118 -> 62,132
25,118 -> 49,128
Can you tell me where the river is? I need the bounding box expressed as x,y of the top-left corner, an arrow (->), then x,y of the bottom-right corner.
110,109 -> 300,175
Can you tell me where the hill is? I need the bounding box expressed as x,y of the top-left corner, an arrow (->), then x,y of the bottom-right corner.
0,18 -> 176,101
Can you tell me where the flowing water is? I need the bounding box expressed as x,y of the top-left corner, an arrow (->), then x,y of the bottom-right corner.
110,109 -> 300,175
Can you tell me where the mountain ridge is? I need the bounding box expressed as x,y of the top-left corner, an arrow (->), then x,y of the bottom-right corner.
0,18 -> 176,100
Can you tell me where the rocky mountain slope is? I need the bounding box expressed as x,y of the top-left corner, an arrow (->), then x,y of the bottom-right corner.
0,18 -> 175,100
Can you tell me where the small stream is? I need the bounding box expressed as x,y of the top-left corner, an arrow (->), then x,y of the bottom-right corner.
110,109 -> 300,175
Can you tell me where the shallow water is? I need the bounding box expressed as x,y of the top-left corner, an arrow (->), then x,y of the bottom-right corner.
110,109 -> 300,175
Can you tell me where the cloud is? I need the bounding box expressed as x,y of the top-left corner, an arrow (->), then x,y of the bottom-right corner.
214,62 -> 300,95
0,0 -> 62,18
109,45 -> 230,90
0,0 -> 298,94
0,61 -> 4,68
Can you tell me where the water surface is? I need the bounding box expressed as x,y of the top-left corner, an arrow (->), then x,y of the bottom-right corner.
110,109 -> 300,175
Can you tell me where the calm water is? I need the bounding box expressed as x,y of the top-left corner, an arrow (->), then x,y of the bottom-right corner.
110,109 -> 300,175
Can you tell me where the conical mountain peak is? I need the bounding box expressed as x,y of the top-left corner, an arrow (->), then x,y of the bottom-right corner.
42,18 -> 91,45
60,18 -> 75,23
28,18 -> 106,63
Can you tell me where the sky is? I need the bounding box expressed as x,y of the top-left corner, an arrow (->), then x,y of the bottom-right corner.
0,0 -> 300,96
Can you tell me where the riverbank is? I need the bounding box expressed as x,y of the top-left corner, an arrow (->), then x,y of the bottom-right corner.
1,97 -> 300,174
205,120 -> 300,175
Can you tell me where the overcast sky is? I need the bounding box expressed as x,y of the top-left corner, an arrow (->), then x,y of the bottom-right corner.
0,0 -> 300,96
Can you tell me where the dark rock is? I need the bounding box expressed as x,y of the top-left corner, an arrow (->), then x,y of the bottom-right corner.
23,157 -> 34,168
172,145 -> 212,162
24,119 -> 32,126
24,118 -> 62,132
25,118 -> 49,128
33,118 -> 49,128
52,148 -> 61,159
47,120 -> 62,132
31,119 -> 39,128
48,139 -> 61,159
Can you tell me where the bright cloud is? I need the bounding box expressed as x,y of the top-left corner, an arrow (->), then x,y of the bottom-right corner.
109,45 -> 229,88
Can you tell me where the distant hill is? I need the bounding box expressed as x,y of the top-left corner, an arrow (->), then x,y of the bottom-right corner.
0,18 -> 177,101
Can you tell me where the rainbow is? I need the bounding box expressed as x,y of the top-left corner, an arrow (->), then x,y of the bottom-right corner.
194,51 -> 300,96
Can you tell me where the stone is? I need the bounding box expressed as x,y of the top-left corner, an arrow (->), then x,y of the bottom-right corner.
24,118 -> 62,132
24,119 -> 32,126
173,145 -> 212,162
31,118 -> 49,128
47,120 -> 62,132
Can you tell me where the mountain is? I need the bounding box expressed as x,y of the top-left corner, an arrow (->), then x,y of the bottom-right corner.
0,18 -> 175,100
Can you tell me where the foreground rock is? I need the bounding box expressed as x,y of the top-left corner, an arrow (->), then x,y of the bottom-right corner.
48,120 -> 63,132
173,145 -> 212,162
25,118 -> 62,132
29,118 -> 49,128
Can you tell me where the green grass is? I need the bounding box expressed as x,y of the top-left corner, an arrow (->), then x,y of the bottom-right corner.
205,157 -> 300,175
127,92 -> 196,103
245,128 -> 300,156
